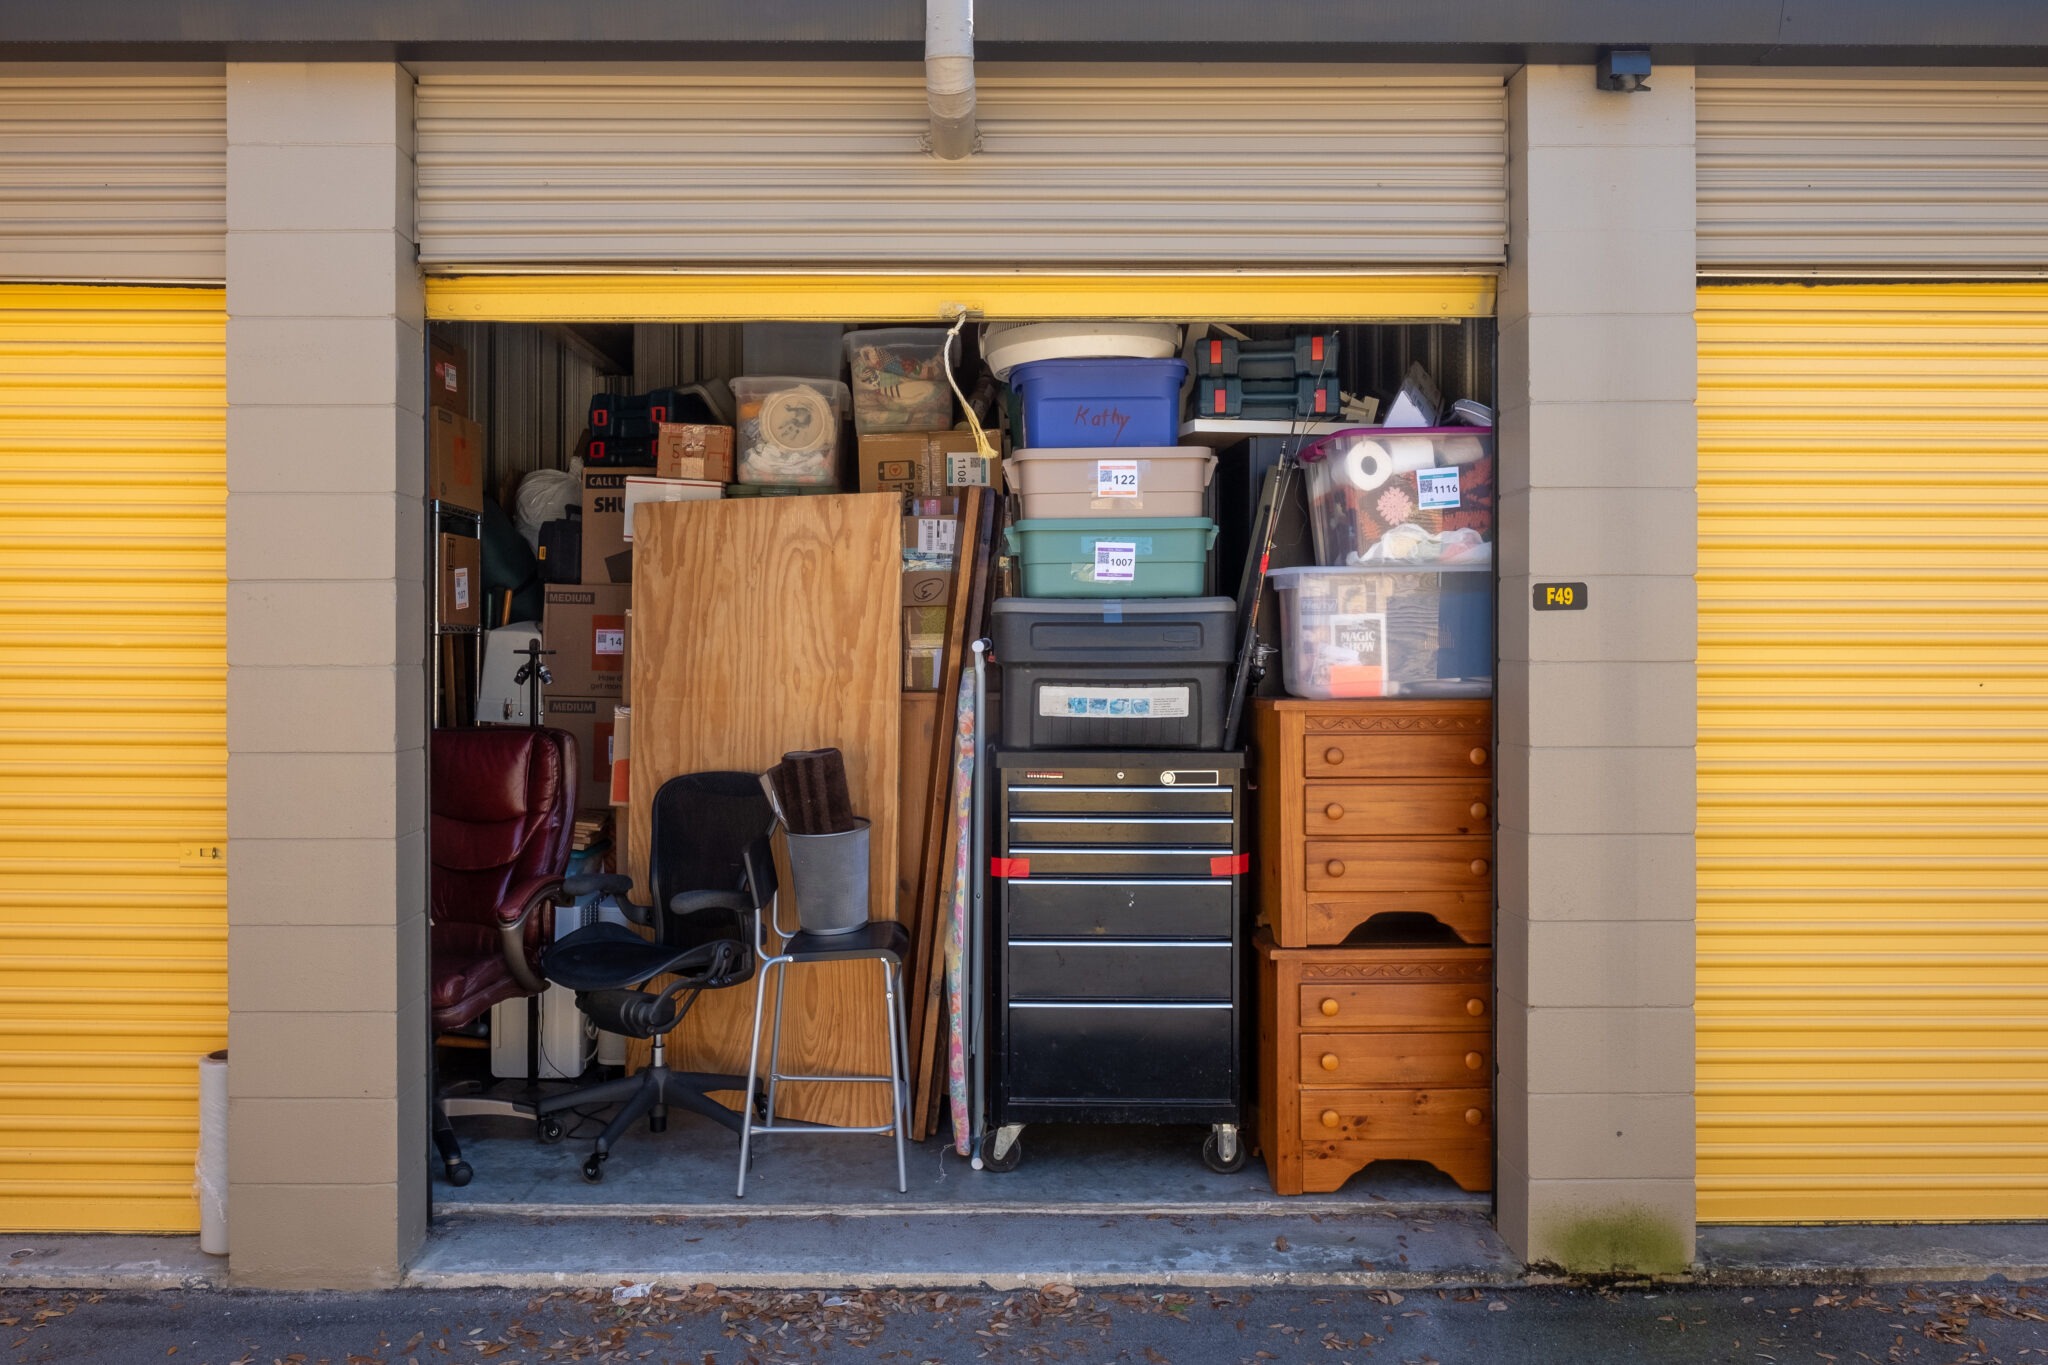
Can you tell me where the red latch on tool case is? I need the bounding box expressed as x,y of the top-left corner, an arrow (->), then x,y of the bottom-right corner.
1210,853 -> 1249,877
991,856 -> 1031,879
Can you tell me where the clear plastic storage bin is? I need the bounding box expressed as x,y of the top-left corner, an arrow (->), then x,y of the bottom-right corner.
844,328 -> 957,434
1298,427 -> 1494,567
731,376 -> 849,486
1269,563 -> 1493,699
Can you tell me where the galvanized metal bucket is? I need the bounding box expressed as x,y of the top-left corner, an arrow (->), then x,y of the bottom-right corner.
782,818 -> 871,936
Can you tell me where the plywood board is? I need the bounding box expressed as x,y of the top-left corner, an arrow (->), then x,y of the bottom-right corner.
627,493 -> 900,1128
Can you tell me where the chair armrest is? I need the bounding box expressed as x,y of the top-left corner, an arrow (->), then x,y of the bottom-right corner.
495,875 -> 565,994
670,889 -> 752,917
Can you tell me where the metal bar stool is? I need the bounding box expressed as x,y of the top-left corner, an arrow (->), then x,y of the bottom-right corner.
735,833 -> 910,1196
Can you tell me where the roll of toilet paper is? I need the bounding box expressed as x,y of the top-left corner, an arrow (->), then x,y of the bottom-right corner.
1341,438 -> 1436,493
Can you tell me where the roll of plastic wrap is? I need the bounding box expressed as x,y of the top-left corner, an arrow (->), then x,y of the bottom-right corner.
1340,438 -> 1436,493
196,1050 -> 228,1256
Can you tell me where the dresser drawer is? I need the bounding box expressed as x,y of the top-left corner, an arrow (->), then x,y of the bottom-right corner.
1305,733 -> 1491,780
1299,1088 -> 1492,1145
1299,1031 -> 1491,1088
1303,782 -> 1491,838
1306,839 -> 1492,892
1297,981 -> 1490,1031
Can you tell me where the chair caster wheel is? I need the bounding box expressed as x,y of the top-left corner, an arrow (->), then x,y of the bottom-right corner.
982,1138 -> 1022,1173
649,1113 -> 667,1134
537,1118 -> 565,1145
582,1153 -> 607,1184
1202,1129 -> 1247,1174
445,1160 -> 474,1188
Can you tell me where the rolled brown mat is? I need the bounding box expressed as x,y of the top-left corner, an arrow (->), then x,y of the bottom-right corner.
775,747 -> 856,835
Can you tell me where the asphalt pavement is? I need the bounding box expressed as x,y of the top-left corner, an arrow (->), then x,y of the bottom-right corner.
6,1279 -> 2048,1364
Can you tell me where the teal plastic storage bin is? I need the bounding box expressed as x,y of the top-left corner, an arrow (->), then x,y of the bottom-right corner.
1003,517 -> 1217,597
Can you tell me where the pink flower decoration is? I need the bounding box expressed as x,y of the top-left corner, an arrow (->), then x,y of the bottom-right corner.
1376,485 -> 1414,526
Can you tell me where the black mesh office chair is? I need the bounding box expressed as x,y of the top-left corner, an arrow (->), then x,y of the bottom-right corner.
537,770 -> 775,1182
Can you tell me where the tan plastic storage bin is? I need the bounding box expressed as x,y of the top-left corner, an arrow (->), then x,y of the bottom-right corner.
1003,446 -> 1216,519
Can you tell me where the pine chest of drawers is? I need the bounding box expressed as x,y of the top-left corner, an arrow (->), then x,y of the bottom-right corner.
1255,934 -> 1492,1194
1252,698 -> 1493,947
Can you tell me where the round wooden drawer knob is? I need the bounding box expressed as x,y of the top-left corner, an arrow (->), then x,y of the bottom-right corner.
1320,1053 -> 1340,1072
1470,859 -> 1489,876
1325,803 -> 1344,820
1465,1051 -> 1484,1070
1326,859 -> 1346,878
1468,747 -> 1487,766
1324,747 -> 1345,765
1465,997 -> 1486,1017
1320,998 -> 1340,1017
1465,1108 -> 1484,1126
1320,1109 -> 1341,1129
1470,802 -> 1488,820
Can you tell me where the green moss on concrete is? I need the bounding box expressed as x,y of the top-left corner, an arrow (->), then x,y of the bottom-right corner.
1542,1206 -> 1691,1277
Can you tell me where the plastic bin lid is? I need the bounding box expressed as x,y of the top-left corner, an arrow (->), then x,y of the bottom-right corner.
1009,446 -> 1212,460
1268,562 -> 1492,584
1008,516 -> 1216,533
993,595 -> 1236,616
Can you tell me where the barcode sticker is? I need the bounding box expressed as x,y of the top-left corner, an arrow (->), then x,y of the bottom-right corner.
594,628 -> 625,656
1095,459 -> 1141,498
947,451 -> 991,487
451,567 -> 470,610
1092,541 -> 1138,582
1415,466 -> 1461,510
917,517 -> 957,556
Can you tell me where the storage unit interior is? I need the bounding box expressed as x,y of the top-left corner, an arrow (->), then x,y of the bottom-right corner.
425,310 -> 1499,1214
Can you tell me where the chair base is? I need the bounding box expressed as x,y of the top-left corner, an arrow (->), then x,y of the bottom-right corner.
536,1063 -> 755,1182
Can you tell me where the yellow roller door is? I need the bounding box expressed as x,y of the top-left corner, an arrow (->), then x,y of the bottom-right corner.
0,286 -> 226,1233
1698,282 -> 2048,1223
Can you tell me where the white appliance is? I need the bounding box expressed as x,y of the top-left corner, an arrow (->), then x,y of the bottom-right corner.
477,623 -> 543,725
489,984 -> 593,1080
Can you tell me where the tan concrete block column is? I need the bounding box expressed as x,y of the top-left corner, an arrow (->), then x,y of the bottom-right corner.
224,62 -> 428,1289
1493,64 -> 1699,1274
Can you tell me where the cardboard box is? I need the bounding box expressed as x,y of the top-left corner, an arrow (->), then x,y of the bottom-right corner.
579,468 -> 632,584
903,511 -> 960,556
904,643 -> 944,691
623,475 -> 722,540
608,706 -> 631,806
430,406 -> 485,511
543,584 -> 630,698
903,568 -> 952,607
621,608 -> 632,706
656,423 -> 736,483
429,336 -> 469,415
543,695 -> 617,812
904,604 -> 948,644
858,429 -> 983,499
437,531 -> 481,628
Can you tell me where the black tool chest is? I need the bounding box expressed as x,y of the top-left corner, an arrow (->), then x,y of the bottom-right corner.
988,749 -> 1247,1170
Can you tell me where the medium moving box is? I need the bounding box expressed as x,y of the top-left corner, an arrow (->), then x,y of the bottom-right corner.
429,336 -> 469,416
608,706 -> 631,806
437,531 -> 480,628
579,468 -> 632,584
430,407 -> 485,511
622,476 -> 722,540
655,423 -> 736,483
543,584 -> 630,698
543,695 -> 617,811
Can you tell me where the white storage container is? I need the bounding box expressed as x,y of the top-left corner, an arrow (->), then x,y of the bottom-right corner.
732,376 -> 849,486
981,321 -> 1183,381
844,328 -> 957,433
1003,446 -> 1217,518
1270,563 -> 1494,700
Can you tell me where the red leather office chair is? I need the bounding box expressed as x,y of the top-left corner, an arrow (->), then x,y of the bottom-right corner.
430,726 -> 578,1186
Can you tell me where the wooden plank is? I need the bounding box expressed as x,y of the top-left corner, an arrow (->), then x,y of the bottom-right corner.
897,692 -> 940,921
900,485 -> 988,1140
625,493 -> 900,1128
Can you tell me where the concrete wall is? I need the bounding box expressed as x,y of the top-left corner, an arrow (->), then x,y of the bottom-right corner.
224,62 -> 430,1289
1492,64 -> 1700,1274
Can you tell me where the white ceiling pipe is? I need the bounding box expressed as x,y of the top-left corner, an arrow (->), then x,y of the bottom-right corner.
925,0 -> 978,160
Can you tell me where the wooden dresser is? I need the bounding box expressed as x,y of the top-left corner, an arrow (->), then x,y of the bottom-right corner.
1250,697 -> 1494,1195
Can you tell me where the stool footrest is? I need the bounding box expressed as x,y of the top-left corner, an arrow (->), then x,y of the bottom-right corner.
749,1119 -> 896,1136
766,1072 -> 893,1085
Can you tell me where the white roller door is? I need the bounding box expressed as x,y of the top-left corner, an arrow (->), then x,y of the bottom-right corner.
1698,75 -> 2048,269
416,66 -> 1507,269
0,71 -> 227,283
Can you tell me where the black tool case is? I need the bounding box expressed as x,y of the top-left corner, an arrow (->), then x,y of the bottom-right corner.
986,748 -> 1248,1172
992,597 -> 1237,752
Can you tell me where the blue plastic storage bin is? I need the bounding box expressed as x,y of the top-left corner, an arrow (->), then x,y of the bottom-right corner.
1010,358 -> 1188,449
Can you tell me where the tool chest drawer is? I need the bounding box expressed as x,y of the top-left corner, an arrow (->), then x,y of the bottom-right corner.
994,749 -> 1246,1133
1007,939 -> 1233,1001
1005,878 -> 1235,940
